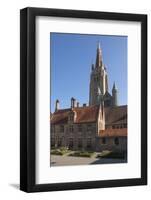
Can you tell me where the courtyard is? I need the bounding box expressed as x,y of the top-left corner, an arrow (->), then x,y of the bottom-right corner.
50,154 -> 127,167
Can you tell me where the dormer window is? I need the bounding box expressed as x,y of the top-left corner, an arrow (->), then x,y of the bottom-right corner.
69,115 -> 74,121
68,111 -> 76,123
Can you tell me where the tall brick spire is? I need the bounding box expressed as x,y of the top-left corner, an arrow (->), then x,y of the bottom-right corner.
95,42 -> 102,68
89,42 -> 109,105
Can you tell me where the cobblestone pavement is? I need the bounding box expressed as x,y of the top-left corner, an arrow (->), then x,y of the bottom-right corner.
50,155 -> 127,167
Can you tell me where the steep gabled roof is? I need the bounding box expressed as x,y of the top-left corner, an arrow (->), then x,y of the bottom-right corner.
105,105 -> 127,125
51,105 -> 100,124
51,105 -> 127,125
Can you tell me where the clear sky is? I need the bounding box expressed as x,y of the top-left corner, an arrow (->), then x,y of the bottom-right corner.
50,33 -> 127,112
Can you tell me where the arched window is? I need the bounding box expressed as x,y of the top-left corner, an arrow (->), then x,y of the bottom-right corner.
114,137 -> 119,145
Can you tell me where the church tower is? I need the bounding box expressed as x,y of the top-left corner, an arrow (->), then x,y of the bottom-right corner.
89,42 -> 108,105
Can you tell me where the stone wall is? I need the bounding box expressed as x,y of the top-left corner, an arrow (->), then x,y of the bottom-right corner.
51,124 -> 127,152
95,136 -> 127,152
51,123 -> 97,151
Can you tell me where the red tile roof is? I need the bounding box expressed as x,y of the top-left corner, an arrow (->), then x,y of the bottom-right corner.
51,105 -> 127,125
51,105 -> 99,124
105,105 -> 127,125
51,109 -> 71,124
99,128 -> 127,137
74,105 -> 99,123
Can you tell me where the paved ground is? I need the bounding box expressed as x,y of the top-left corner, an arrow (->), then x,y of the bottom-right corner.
50,155 -> 127,167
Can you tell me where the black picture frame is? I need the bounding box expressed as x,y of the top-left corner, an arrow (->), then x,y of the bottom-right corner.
20,7 -> 147,192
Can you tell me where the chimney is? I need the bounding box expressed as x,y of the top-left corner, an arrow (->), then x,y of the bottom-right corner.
71,97 -> 76,108
55,99 -> 59,111
83,103 -> 87,107
77,102 -> 79,107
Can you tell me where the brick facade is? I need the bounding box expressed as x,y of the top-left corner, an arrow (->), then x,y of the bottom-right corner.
51,43 -> 127,152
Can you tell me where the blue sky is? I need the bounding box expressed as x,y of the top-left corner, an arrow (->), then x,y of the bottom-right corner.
50,33 -> 127,112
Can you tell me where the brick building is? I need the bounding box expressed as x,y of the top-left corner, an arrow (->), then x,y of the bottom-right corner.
51,43 -> 127,152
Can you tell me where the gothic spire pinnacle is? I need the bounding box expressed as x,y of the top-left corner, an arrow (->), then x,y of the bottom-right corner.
112,82 -> 118,106
112,82 -> 117,91
95,41 -> 102,68
91,59 -> 94,71
97,41 -> 101,49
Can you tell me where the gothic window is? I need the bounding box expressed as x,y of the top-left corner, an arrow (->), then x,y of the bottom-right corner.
114,137 -> 119,145
104,99 -> 111,107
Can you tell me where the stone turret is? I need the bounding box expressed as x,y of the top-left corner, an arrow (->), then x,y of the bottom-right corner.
55,99 -> 60,111
112,82 -> 118,106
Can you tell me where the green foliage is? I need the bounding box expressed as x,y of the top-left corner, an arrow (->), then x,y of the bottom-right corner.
70,151 -> 95,158
97,150 -> 126,159
51,148 -> 70,156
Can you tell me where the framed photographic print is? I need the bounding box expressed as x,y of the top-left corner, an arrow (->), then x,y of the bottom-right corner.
20,7 -> 147,192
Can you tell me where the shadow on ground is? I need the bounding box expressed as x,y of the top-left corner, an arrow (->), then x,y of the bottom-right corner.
9,183 -> 20,190
90,158 -> 127,165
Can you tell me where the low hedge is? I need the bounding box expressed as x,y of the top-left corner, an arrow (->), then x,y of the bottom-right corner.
97,151 -> 127,159
51,148 -> 70,156
70,151 -> 95,158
